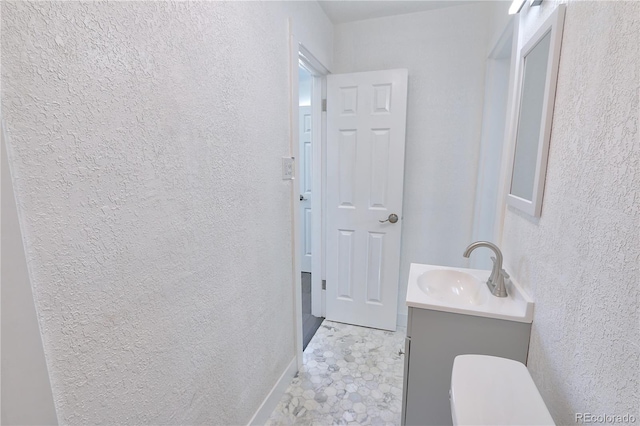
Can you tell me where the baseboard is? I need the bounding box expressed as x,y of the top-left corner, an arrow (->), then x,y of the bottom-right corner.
247,357 -> 297,426
397,312 -> 408,329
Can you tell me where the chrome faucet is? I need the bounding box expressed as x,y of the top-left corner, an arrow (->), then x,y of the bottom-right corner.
463,241 -> 509,297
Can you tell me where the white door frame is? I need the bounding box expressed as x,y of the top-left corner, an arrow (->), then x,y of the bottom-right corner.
289,25 -> 329,370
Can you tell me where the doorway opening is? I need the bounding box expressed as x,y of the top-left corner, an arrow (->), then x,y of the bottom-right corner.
296,46 -> 329,350
471,19 -> 516,270
298,63 -> 323,349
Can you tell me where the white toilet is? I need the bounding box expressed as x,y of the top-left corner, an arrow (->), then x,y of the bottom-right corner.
450,354 -> 555,426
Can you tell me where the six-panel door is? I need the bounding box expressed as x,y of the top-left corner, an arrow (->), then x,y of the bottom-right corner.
326,69 -> 408,331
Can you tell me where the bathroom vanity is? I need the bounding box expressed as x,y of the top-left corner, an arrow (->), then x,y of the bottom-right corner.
401,263 -> 534,426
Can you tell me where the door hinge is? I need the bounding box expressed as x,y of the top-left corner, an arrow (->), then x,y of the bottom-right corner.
322,99 -> 327,112
322,280 -> 326,290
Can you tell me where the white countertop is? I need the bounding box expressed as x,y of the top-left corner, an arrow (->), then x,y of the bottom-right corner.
406,263 -> 534,323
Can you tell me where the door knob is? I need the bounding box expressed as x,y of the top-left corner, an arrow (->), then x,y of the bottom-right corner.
379,213 -> 399,224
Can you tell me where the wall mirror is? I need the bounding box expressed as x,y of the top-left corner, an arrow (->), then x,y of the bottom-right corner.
507,4 -> 565,217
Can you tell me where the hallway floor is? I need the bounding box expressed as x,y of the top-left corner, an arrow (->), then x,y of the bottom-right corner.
266,321 -> 406,426
302,272 -> 324,350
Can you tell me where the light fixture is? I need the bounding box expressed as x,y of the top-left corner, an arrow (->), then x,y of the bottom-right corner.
509,0 -> 527,14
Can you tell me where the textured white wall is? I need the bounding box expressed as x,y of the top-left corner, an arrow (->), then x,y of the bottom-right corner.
1,125 -> 58,425
333,3 -> 501,322
1,1 -> 332,424
501,1 -> 640,422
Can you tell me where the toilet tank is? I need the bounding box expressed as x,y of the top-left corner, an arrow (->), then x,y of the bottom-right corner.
450,355 -> 555,426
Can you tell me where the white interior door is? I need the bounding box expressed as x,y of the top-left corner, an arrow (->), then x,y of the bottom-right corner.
299,106 -> 313,273
326,69 -> 408,331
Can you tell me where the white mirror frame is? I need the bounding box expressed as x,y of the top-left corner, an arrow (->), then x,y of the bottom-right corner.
507,4 -> 565,218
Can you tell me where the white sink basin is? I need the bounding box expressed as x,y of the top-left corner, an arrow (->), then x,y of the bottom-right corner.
406,263 -> 534,323
417,270 -> 489,306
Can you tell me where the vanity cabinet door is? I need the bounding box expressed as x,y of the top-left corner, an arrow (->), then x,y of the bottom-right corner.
401,337 -> 411,426
402,307 -> 531,426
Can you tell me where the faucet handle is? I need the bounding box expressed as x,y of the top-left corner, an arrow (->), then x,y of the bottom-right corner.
491,269 -> 510,297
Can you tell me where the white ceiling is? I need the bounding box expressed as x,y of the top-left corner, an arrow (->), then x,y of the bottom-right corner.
318,0 -> 478,24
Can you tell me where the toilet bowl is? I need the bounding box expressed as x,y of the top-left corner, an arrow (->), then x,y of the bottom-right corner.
450,354 -> 555,426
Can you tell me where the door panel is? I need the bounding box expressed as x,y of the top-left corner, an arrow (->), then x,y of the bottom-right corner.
326,69 -> 408,331
337,229 -> 355,300
370,129 -> 390,208
338,130 -> 357,206
366,232 -> 385,303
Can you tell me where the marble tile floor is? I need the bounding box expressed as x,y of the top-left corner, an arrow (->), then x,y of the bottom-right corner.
266,320 -> 406,426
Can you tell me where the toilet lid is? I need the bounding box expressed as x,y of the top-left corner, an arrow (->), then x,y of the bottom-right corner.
450,355 -> 555,426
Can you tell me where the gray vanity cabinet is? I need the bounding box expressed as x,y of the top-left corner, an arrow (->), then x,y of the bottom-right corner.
401,307 -> 532,426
